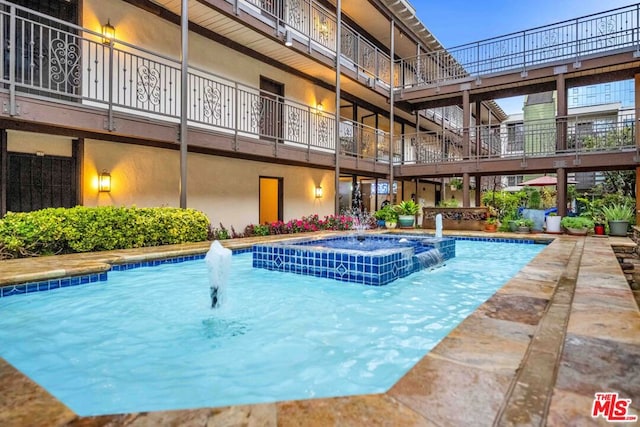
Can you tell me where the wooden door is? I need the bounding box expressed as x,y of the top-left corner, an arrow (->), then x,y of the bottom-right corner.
259,176 -> 282,224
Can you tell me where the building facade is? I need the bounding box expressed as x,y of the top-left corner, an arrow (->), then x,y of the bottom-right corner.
0,0 -> 638,227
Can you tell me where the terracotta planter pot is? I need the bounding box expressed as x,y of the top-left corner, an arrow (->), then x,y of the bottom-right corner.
484,223 -> 497,232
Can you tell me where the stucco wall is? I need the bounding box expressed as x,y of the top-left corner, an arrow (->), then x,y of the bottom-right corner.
83,139 -> 334,230
7,131 -> 73,157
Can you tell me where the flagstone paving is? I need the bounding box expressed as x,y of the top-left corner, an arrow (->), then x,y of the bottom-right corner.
0,231 -> 638,426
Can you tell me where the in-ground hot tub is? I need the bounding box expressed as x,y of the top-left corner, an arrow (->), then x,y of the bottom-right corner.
252,234 -> 455,286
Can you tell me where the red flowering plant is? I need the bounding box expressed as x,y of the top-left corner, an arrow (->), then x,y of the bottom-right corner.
268,220 -> 287,235
239,213 -> 357,239
323,214 -> 354,230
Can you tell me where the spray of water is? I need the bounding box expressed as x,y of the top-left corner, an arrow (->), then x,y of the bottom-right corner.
204,240 -> 232,308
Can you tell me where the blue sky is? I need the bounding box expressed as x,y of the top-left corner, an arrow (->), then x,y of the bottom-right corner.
410,0 -> 636,114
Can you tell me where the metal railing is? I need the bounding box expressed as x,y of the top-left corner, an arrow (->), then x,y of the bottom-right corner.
339,119 -> 395,162
340,23 -> 391,85
240,0 -> 392,84
0,2 -> 398,161
399,115 -> 636,165
397,3 -> 640,88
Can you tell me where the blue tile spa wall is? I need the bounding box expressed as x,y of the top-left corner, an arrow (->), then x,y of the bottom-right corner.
253,235 -> 456,286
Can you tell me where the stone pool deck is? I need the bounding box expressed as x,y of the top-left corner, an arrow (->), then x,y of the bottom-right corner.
0,230 -> 638,426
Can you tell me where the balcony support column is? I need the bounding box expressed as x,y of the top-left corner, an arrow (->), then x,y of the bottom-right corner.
636,74 -> 640,224
179,0 -> 189,209
462,172 -> 470,208
8,5 -> 16,117
389,19 -> 395,202
474,174 -> 481,207
556,168 -> 567,217
556,73 -> 567,152
0,130 -> 6,216
475,101 -> 481,157
334,0 -> 342,214
462,90 -> 470,159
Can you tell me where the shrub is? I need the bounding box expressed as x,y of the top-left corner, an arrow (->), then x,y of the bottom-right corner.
481,190 -> 524,220
561,216 -> 594,230
438,198 -> 460,208
244,224 -> 270,237
515,218 -> 534,228
526,189 -> 542,210
377,205 -> 398,222
0,206 -> 210,259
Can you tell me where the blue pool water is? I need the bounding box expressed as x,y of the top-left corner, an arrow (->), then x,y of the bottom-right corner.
0,240 -> 544,416
298,235 -> 433,253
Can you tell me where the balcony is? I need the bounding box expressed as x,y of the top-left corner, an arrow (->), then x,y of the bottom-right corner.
396,115 -> 637,167
144,0 -> 396,90
396,4 -> 640,90
0,1 -> 397,169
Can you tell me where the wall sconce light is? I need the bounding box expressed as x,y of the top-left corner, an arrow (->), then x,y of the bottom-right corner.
315,186 -> 323,198
99,170 -> 111,192
284,30 -> 293,47
102,19 -> 116,45
316,103 -> 323,112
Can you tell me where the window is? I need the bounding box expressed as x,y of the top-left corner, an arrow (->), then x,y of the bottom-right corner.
506,122 -> 524,152
507,175 -> 524,187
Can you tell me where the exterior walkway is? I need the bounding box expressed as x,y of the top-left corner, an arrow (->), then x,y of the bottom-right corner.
0,231 -> 638,426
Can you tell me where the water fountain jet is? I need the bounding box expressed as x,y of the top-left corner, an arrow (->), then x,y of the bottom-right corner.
205,240 -> 232,308
435,213 -> 443,238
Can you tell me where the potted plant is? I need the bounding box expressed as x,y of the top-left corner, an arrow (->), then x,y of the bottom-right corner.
515,218 -> 534,233
379,205 -> 398,229
560,216 -> 594,235
576,195 -> 605,235
601,202 -> 635,237
522,189 -> 545,232
593,211 -> 606,235
373,209 -> 387,228
594,222 -> 606,236
394,200 -> 419,228
449,178 -> 463,191
545,212 -> 562,234
484,217 -> 498,232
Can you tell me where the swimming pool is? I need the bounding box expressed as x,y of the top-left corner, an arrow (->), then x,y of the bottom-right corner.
0,240 -> 544,416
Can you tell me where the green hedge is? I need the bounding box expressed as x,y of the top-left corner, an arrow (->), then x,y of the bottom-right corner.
0,206 -> 210,259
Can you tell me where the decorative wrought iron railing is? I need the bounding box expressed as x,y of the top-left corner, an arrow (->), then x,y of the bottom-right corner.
340,23 -> 391,85
339,119 -> 393,162
399,115 -> 636,164
0,1 -> 395,162
397,3 -> 640,88
241,0 -> 392,84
